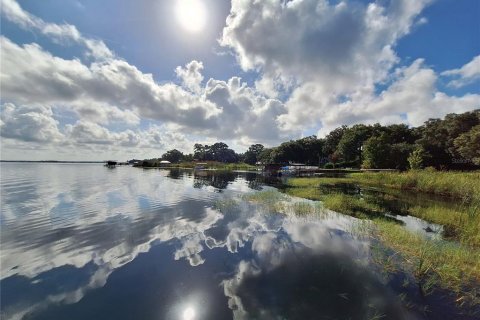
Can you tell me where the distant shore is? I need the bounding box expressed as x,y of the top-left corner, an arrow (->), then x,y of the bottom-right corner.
0,160 -> 104,163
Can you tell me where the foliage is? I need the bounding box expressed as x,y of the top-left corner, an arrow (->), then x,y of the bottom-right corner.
194,142 -> 239,163
161,149 -> 184,163
322,125 -> 347,157
408,146 -> 425,170
362,134 -> 391,169
454,124 -> 480,165
140,110 -> 479,171
243,144 -> 264,165
336,124 -> 374,163
416,110 -> 480,169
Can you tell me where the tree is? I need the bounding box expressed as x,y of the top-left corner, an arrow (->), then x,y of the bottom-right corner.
415,110 -> 480,168
389,143 -> 414,170
194,144 -> 206,160
209,142 -> 239,163
454,125 -> 480,165
362,134 -> 390,169
337,124 -> 374,164
244,144 -> 264,165
408,147 -> 426,170
323,125 -> 347,157
161,149 -> 184,163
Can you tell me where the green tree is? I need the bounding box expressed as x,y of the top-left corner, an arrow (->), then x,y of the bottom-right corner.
362,134 -> 390,169
323,125 -> 347,157
454,125 -> 480,165
337,124 -> 374,164
244,144 -> 265,165
408,147 -> 426,170
161,149 -> 184,163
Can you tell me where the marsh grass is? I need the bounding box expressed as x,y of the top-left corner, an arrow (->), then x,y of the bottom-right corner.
168,161 -> 257,171
213,198 -> 239,212
242,190 -> 327,217
288,170 -> 480,202
284,175 -> 480,309
287,173 -> 480,247
372,220 -> 480,308
348,171 -> 480,202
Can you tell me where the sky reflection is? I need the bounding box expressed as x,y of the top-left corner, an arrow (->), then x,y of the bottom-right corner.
0,164 -> 464,319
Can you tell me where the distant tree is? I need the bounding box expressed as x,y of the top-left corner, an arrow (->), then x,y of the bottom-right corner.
337,124 -> 374,164
362,134 -> 390,169
323,125 -> 347,157
384,124 -> 417,144
389,143 -> 414,170
416,110 -> 480,168
244,144 -> 264,165
162,149 -> 184,163
194,144 -> 207,160
454,125 -> 480,165
258,148 -> 275,164
408,147 -> 426,170
183,153 -> 194,162
209,142 -> 239,163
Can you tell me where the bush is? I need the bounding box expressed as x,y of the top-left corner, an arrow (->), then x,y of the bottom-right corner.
324,162 -> 335,169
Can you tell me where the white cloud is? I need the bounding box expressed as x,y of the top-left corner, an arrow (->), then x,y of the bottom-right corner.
220,0 -> 444,132
316,59 -> 480,135
0,36 -> 293,151
1,0 -> 478,160
0,0 -> 113,59
0,103 -> 63,143
175,60 -> 205,94
442,55 -> 480,88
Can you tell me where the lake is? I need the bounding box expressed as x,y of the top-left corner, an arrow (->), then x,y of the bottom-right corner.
0,163 -> 475,319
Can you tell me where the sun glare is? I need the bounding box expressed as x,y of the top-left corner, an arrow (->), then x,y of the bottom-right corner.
182,306 -> 196,320
175,0 -> 207,33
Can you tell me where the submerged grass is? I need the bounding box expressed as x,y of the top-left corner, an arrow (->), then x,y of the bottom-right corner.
242,190 -> 326,217
286,172 -> 480,247
288,170 -> 480,202
372,220 -> 480,308
283,173 -> 480,308
168,161 -> 257,171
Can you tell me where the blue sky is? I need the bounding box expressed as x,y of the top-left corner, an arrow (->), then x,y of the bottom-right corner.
1,0 -> 479,160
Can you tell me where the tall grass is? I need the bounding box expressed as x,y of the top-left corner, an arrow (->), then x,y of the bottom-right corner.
287,171 -> 480,247
288,170 -> 480,202
242,190 -> 326,216
241,187 -> 480,308
373,220 -> 480,307
168,161 -> 257,171
348,170 -> 480,202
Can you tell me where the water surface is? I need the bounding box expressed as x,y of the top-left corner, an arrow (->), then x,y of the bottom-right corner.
0,163 -> 473,319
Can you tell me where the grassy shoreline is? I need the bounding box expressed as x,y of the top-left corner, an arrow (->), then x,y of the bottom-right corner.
286,172 -> 480,245
278,171 -> 480,307
241,188 -> 480,309
135,161 -> 258,171
288,170 -> 480,201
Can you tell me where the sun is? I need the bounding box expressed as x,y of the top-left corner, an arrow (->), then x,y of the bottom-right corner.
175,0 -> 207,33
182,306 -> 196,320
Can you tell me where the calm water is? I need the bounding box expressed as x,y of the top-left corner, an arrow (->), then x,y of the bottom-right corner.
0,163 -> 472,319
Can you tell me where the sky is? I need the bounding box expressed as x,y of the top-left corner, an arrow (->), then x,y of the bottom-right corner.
0,0 -> 479,161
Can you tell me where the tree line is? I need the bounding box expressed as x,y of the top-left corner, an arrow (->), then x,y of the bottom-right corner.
157,109 -> 479,170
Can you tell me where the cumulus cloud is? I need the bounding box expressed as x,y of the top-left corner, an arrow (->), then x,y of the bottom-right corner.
0,37 -> 220,130
220,0 -> 480,132
175,60 -> 205,94
0,35 -> 293,149
442,55 -> 480,88
1,0 -> 478,160
0,103 -> 63,143
0,0 -> 113,59
314,59 -> 480,135
221,0 -> 432,90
